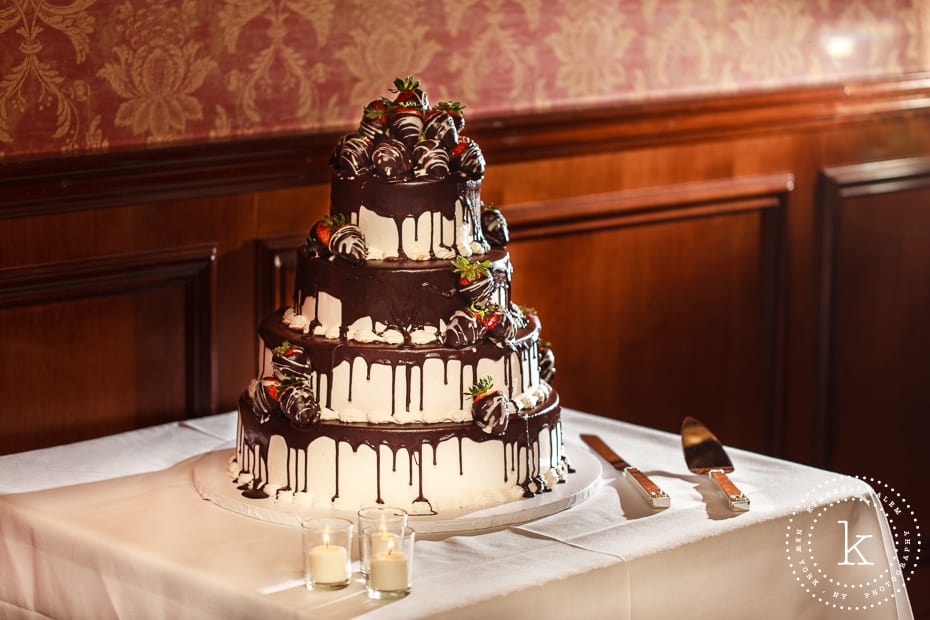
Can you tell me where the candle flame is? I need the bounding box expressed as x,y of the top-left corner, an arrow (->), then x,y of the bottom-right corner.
387,538 -> 395,555
323,532 -> 330,547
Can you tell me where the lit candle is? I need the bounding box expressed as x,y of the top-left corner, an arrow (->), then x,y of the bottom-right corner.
370,519 -> 396,558
370,539 -> 408,592
308,532 -> 349,584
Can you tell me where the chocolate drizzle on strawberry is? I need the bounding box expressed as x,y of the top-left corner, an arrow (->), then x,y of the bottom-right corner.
390,109 -> 424,149
413,139 -> 450,180
481,203 -> 510,247
372,138 -> 412,178
423,109 -> 458,150
328,224 -> 368,265
333,133 -> 372,178
358,98 -> 391,141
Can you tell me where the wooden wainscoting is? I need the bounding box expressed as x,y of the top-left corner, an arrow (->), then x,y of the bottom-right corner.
505,175 -> 791,456
816,157 -> 930,571
0,245 -> 216,453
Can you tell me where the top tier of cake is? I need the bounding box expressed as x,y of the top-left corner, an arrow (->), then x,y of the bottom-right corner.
318,77 -> 499,264
331,174 -> 485,261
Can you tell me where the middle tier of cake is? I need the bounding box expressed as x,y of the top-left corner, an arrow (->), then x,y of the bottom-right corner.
260,314 -> 550,425
287,247 -> 512,344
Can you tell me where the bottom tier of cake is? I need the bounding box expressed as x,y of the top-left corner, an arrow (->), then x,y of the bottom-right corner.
231,391 -> 568,515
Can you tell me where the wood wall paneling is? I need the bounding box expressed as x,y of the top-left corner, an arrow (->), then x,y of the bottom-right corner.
816,157 -> 930,569
0,245 -> 217,454
508,174 -> 791,456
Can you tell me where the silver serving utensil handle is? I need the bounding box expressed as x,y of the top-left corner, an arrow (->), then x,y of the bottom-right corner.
624,467 -> 671,509
708,469 -> 750,511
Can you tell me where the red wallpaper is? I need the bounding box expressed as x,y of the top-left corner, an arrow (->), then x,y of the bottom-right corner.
1,0 -> 928,160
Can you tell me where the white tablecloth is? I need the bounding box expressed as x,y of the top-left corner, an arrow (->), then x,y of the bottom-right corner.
0,410 -> 913,619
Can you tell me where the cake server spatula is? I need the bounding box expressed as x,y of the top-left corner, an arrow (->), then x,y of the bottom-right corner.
680,416 -> 750,512
580,433 -> 670,509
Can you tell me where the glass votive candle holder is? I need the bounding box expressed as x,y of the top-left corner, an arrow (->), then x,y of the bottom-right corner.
364,525 -> 414,600
357,506 -> 408,576
301,518 -> 353,591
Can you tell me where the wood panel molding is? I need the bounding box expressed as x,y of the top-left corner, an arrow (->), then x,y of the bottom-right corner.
507,173 -> 794,240
0,244 -> 218,417
2,75 -> 928,220
815,156 -> 930,466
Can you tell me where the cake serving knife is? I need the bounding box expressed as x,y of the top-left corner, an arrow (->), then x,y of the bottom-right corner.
680,416 -> 750,512
580,433 -> 670,509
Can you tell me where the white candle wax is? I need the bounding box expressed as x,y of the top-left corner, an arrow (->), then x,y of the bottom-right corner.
308,544 -> 348,584
370,550 -> 408,591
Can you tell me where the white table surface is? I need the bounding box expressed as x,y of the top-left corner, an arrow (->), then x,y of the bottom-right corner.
0,409 -> 914,620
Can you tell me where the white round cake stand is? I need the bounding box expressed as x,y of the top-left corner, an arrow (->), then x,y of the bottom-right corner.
192,443 -> 601,534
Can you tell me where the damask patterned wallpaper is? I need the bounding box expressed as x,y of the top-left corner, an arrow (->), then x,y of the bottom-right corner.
1,0 -> 928,160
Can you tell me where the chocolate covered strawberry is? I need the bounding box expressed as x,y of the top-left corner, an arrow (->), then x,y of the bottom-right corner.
250,376 -> 282,423
451,255 -> 494,307
328,223 -> 368,265
390,107 -> 424,149
443,308 -> 487,347
279,379 -> 321,429
372,137 -> 412,178
485,304 -> 518,342
538,340 -> 556,384
467,376 -> 511,435
332,132 -> 372,178
390,76 -> 428,111
422,109 -> 458,150
436,100 -> 466,132
309,213 -> 346,255
358,98 -> 391,142
412,138 -> 450,179
451,137 -> 485,179
480,203 -> 509,247
271,341 -> 311,381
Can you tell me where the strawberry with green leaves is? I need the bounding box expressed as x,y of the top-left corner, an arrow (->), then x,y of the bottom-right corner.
451,255 -> 495,307
465,302 -> 497,329
271,341 -> 311,380
466,376 -> 511,435
436,100 -> 466,132
390,76 -> 428,110
358,98 -> 391,141
309,213 -> 346,255
451,255 -> 489,286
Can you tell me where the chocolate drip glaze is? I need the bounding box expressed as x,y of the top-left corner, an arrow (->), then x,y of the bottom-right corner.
262,312 -> 539,420
291,247 -> 511,342
330,174 -> 485,259
235,391 -> 561,509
